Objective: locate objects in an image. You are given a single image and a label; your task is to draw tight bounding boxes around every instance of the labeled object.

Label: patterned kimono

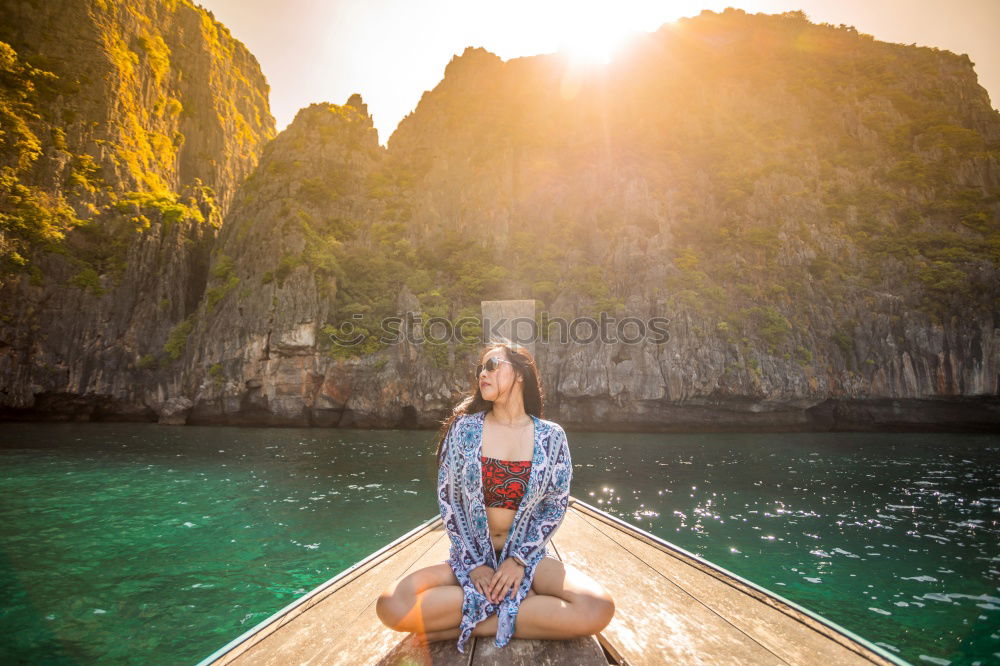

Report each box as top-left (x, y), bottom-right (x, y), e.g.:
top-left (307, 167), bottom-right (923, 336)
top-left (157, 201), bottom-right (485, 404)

top-left (436, 409), bottom-right (572, 653)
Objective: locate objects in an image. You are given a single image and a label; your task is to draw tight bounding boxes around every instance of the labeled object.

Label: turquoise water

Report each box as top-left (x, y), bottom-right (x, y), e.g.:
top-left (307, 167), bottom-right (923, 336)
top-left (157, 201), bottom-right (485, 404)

top-left (580, 431), bottom-right (1000, 666)
top-left (0, 424), bottom-right (997, 664)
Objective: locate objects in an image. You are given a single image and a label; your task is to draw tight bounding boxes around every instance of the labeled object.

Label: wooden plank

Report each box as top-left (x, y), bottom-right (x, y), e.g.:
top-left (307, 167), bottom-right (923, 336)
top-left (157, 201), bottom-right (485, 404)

top-left (223, 525), bottom-right (449, 665)
top-left (375, 633), bottom-right (474, 666)
top-left (572, 501), bottom-right (896, 665)
top-left (325, 526), bottom-right (468, 666)
top-left (554, 505), bottom-right (787, 665)
top-left (471, 634), bottom-right (609, 665)
top-left (209, 527), bottom-right (429, 664)
top-left (216, 519), bottom-right (610, 665)
top-left (206, 494), bottom-right (903, 665)
top-left (547, 536), bottom-right (620, 665)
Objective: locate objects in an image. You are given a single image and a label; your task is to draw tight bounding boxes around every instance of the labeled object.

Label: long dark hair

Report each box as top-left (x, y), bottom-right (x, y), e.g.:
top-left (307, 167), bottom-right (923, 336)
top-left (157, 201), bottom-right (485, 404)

top-left (434, 342), bottom-right (545, 465)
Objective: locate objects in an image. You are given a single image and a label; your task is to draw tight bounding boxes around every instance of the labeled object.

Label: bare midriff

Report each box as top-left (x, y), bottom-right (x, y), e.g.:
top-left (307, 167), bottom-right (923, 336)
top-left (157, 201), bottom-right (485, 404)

top-left (482, 414), bottom-right (535, 555)
top-left (488, 507), bottom-right (517, 552)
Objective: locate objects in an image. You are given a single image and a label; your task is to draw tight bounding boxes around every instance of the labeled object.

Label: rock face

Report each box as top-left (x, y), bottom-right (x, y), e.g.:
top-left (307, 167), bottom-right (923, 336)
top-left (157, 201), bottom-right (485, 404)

top-left (2, 7), bottom-right (999, 431)
top-left (170, 98), bottom-right (393, 426)
top-left (0, 0), bottom-right (274, 418)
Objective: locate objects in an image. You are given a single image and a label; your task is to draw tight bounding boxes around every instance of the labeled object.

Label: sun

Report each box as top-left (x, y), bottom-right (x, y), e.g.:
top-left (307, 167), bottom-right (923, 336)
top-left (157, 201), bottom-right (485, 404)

top-left (556, 15), bottom-right (630, 65)
top-left (547, 0), bottom-right (707, 65)
top-left (562, 38), bottom-right (618, 65)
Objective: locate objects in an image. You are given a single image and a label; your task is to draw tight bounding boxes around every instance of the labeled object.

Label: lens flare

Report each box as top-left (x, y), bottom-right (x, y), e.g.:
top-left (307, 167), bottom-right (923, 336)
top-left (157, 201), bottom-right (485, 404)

top-left (555, 11), bottom-right (632, 65)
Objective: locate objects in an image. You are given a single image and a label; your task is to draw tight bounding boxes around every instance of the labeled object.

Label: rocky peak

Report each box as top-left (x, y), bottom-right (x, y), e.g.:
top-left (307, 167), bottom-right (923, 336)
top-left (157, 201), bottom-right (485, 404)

top-left (345, 92), bottom-right (368, 116)
top-left (285, 97), bottom-right (381, 154)
top-left (443, 46), bottom-right (504, 78)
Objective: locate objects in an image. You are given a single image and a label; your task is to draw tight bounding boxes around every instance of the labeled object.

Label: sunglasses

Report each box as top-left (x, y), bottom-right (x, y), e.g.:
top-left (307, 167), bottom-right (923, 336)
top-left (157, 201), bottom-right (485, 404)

top-left (475, 356), bottom-right (512, 377)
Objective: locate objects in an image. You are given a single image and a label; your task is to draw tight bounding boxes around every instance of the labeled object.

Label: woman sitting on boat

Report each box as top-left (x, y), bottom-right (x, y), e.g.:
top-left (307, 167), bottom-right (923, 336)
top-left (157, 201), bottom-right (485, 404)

top-left (376, 341), bottom-right (616, 653)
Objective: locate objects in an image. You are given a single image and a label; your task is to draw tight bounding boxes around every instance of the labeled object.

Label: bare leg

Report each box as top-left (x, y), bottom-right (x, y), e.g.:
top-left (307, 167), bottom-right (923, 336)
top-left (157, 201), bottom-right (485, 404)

top-left (405, 559), bottom-right (614, 643)
top-left (470, 591), bottom-right (590, 640)
top-left (377, 562), bottom-right (467, 636)
top-left (412, 626), bottom-right (461, 646)
top-left (422, 588), bottom-right (539, 643)
top-left (391, 585), bottom-right (465, 634)
top-left (472, 558), bottom-right (615, 640)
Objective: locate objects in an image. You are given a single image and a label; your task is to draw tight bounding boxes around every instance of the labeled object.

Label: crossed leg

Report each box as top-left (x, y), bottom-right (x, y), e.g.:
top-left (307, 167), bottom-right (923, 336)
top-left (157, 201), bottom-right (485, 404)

top-left (376, 557), bottom-right (615, 645)
top-left (376, 562), bottom-right (466, 638)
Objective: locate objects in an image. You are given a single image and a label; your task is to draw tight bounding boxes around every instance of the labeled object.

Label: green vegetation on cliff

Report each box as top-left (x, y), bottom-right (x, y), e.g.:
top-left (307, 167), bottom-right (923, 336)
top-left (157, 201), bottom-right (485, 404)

top-left (0, 0), bottom-right (274, 293)
top-left (369, 8), bottom-right (999, 368)
top-left (217, 8), bottom-right (998, 375)
top-left (0, 40), bottom-right (82, 273)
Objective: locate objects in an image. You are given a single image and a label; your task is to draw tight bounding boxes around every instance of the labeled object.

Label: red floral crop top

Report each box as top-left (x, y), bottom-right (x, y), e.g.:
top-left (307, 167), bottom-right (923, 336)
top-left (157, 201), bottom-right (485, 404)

top-left (481, 456), bottom-right (532, 510)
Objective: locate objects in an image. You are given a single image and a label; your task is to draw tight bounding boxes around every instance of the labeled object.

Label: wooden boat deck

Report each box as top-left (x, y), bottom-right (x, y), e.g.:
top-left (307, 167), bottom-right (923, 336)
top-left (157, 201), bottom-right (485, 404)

top-left (198, 497), bottom-right (908, 665)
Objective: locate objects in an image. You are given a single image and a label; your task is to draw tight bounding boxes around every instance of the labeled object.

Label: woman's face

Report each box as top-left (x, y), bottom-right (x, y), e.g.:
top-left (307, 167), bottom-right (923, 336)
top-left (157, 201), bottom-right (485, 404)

top-left (477, 349), bottom-right (519, 402)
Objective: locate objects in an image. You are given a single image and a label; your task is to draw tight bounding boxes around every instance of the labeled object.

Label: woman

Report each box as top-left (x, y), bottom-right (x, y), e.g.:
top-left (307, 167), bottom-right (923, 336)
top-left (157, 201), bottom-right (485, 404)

top-left (376, 342), bottom-right (615, 653)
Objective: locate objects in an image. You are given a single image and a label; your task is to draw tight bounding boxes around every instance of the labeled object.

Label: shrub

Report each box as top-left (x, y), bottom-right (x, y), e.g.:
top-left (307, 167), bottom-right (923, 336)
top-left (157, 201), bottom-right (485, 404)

top-left (137, 354), bottom-right (158, 369)
top-left (69, 267), bottom-right (103, 295)
top-left (164, 315), bottom-right (195, 360)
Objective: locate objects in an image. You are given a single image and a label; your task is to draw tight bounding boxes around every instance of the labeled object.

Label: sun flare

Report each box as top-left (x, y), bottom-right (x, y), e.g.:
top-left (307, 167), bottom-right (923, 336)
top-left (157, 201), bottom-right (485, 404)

top-left (548, 0), bottom-right (707, 66)
top-left (556, 16), bottom-right (631, 65)
top-left (561, 33), bottom-right (622, 65)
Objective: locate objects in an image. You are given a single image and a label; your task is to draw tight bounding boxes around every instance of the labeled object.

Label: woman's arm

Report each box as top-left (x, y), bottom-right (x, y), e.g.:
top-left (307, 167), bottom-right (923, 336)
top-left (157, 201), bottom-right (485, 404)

top-left (437, 415), bottom-right (487, 571)
top-left (508, 425), bottom-right (572, 569)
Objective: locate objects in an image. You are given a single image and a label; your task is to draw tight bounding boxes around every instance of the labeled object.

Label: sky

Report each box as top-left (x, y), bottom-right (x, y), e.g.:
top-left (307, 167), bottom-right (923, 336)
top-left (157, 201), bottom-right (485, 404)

top-left (195, 0), bottom-right (1000, 148)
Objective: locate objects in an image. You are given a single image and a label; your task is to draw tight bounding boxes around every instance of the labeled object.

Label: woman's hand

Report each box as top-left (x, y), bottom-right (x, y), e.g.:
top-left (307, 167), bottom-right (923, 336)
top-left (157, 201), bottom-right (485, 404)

top-left (469, 564), bottom-right (497, 600)
top-left (487, 558), bottom-right (525, 604)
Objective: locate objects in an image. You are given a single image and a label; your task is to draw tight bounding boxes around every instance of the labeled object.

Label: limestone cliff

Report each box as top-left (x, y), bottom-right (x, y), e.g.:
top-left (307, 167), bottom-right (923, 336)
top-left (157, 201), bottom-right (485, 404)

top-left (159, 96), bottom-right (394, 425)
top-left (378, 9), bottom-right (1000, 431)
top-left (3, 6), bottom-right (999, 431)
top-left (0, 0), bottom-right (274, 417)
